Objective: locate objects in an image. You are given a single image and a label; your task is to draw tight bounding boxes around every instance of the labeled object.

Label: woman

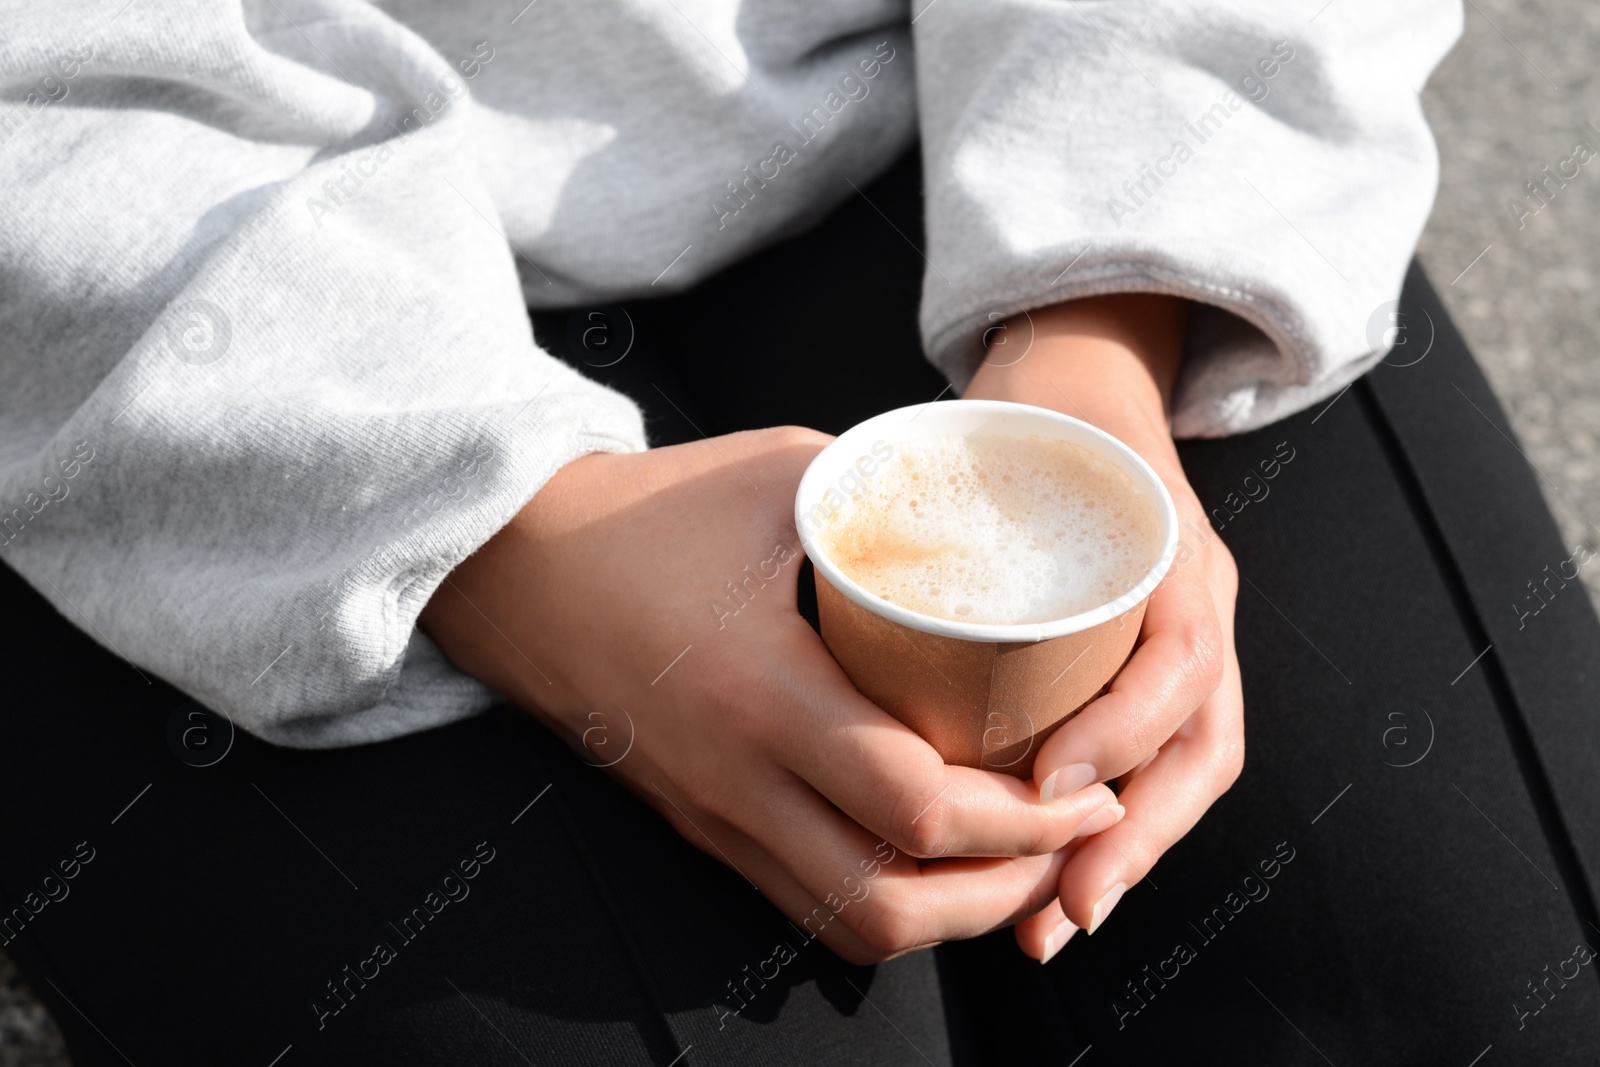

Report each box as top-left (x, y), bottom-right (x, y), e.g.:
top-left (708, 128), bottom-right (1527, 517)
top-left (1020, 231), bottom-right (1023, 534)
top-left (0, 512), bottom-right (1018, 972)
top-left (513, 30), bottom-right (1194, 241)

top-left (4, 1), bottom-right (1598, 1062)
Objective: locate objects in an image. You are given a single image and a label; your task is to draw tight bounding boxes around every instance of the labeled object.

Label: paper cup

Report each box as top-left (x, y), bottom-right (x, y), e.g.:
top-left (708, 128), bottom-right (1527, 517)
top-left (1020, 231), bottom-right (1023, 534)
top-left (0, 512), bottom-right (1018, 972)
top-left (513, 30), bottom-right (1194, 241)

top-left (795, 399), bottom-right (1179, 779)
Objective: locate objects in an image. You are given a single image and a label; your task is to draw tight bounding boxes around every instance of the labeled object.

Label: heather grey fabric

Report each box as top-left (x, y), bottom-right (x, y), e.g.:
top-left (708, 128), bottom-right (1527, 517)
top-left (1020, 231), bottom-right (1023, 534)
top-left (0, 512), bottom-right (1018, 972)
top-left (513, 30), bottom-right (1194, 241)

top-left (0, 0), bottom-right (1461, 746)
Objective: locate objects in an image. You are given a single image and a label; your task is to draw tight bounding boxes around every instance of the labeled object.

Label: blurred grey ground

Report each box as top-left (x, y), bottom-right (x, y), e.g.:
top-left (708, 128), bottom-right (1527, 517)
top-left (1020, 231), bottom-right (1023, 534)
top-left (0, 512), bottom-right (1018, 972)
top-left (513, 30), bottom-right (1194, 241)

top-left (2, 3), bottom-right (1596, 1063)
top-left (1415, 0), bottom-right (1600, 613)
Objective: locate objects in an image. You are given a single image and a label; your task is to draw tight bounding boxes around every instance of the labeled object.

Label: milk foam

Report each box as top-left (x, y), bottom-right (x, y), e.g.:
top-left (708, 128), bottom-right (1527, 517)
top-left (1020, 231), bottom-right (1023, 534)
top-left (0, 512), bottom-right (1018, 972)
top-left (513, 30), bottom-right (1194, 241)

top-left (820, 434), bottom-right (1162, 625)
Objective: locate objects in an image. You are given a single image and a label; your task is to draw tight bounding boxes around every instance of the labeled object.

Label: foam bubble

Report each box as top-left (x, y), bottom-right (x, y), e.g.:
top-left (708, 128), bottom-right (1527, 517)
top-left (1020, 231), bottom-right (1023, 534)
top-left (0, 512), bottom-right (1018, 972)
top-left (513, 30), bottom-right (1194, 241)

top-left (820, 434), bottom-right (1163, 625)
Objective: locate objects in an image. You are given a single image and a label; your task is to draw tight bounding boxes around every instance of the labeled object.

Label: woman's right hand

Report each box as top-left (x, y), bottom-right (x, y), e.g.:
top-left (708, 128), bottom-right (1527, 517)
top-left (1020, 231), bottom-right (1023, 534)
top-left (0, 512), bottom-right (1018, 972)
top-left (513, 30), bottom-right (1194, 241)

top-left (420, 426), bottom-right (1123, 964)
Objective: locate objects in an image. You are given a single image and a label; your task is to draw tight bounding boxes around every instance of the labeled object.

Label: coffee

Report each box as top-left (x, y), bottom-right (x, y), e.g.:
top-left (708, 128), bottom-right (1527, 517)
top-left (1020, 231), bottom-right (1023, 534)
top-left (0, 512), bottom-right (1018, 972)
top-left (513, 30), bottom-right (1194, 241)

top-left (818, 434), bottom-right (1163, 625)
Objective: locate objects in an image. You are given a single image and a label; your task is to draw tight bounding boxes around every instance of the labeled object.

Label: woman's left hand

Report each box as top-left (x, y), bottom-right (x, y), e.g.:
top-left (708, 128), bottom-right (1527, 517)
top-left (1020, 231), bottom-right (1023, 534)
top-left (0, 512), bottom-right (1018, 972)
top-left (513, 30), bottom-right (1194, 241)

top-left (960, 294), bottom-right (1245, 962)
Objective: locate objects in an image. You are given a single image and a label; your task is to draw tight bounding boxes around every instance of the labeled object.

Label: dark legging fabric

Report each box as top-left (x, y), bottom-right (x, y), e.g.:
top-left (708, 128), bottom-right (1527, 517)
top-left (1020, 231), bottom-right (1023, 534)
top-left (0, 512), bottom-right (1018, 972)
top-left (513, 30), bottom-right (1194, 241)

top-left (4, 150), bottom-right (1600, 1065)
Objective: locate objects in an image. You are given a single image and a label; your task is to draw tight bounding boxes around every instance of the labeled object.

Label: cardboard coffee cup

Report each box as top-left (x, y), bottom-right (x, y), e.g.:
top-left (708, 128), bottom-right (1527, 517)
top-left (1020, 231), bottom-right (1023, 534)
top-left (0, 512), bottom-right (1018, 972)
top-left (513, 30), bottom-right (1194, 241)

top-left (795, 399), bottom-right (1178, 779)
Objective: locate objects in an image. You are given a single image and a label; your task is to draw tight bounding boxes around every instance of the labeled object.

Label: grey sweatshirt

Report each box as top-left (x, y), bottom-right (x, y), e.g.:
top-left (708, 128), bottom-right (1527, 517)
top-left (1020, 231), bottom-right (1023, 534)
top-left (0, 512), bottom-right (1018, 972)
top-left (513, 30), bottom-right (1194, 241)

top-left (0, 0), bottom-right (1461, 746)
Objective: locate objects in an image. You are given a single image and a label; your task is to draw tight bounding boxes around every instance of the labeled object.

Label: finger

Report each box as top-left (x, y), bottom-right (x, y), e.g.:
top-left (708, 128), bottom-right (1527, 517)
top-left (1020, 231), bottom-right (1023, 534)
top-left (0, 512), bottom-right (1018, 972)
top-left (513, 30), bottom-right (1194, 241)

top-left (756, 765), bottom-right (1075, 952)
top-left (649, 792), bottom-right (894, 966)
top-left (1017, 795), bottom-right (1130, 960)
top-left (746, 615), bottom-right (1123, 860)
top-left (1030, 560), bottom-right (1225, 801)
top-left (872, 849), bottom-right (1069, 952)
top-left (1015, 898), bottom-right (1076, 963)
top-left (1013, 842), bottom-right (1084, 962)
top-left (1056, 646), bottom-right (1244, 934)
top-left (685, 763), bottom-right (1074, 959)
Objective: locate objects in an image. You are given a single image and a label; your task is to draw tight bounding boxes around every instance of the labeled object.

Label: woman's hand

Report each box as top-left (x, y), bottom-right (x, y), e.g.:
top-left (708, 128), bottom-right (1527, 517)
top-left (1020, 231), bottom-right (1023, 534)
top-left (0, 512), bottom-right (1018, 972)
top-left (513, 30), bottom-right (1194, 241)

top-left (420, 426), bottom-right (1124, 964)
top-left (964, 294), bottom-right (1244, 962)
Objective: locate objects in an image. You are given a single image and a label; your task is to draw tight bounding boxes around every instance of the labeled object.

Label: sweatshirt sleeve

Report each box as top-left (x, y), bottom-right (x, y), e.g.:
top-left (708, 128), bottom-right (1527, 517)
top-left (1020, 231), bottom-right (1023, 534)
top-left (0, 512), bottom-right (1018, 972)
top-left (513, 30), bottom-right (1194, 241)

top-left (0, 3), bottom-right (646, 746)
top-left (913, 0), bottom-right (1463, 438)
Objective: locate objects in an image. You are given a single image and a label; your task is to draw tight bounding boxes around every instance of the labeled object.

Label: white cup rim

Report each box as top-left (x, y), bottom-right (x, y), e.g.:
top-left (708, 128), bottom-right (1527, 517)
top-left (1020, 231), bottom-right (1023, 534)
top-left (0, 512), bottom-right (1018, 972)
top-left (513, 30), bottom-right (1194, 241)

top-left (794, 399), bottom-right (1180, 643)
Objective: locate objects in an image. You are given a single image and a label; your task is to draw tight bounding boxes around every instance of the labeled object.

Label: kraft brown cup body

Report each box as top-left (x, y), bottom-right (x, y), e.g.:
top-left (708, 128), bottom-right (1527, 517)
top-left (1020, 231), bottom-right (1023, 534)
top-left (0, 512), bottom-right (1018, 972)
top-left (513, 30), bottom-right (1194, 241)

top-left (795, 400), bottom-right (1178, 780)
top-left (815, 574), bottom-right (1148, 777)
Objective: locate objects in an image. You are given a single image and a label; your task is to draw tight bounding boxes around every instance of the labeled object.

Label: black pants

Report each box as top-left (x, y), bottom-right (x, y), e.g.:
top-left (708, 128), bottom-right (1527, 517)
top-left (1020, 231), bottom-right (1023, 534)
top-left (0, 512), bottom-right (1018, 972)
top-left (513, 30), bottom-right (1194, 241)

top-left (5, 152), bottom-right (1600, 1066)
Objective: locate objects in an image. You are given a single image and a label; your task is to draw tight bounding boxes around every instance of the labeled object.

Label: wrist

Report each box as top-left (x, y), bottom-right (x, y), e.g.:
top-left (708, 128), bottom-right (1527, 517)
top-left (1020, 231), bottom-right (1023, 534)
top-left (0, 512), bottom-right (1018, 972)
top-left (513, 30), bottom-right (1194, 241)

top-left (964, 293), bottom-right (1187, 470)
top-left (419, 450), bottom-right (623, 719)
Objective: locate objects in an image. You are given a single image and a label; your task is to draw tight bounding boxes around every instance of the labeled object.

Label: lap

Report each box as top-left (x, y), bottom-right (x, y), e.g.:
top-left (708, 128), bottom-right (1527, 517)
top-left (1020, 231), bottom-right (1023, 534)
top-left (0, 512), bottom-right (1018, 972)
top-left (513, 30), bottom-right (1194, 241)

top-left (0, 610), bottom-right (950, 1066)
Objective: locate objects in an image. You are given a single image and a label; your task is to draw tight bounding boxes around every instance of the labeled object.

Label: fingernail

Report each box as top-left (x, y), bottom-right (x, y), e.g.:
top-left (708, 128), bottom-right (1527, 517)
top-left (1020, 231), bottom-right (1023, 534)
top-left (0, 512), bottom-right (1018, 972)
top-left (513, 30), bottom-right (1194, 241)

top-left (1039, 762), bottom-right (1098, 804)
top-left (1040, 917), bottom-right (1078, 963)
top-left (1074, 803), bottom-right (1125, 838)
top-left (1088, 882), bottom-right (1128, 935)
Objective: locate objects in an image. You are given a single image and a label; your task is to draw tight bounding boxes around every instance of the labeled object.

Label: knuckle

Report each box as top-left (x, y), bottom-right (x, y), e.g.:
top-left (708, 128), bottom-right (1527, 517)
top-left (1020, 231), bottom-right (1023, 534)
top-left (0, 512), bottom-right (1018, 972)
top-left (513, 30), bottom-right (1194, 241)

top-left (887, 785), bottom-right (952, 859)
top-left (665, 758), bottom-right (725, 816)
top-left (829, 935), bottom-right (891, 967)
top-left (701, 656), bottom-right (774, 740)
top-left (1180, 621), bottom-right (1226, 697)
top-left (850, 893), bottom-right (925, 955)
top-left (1115, 694), bottom-right (1162, 768)
top-left (1022, 817), bottom-right (1053, 857)
top-left (767, 424), bottom-right (831, 452)
top-left (1216, 727), bottom-right (1246, 791)
top-left (652, 798), bottom-right (690, 838)
top-left (1216, 541), bottom-right (1239, 579)
top-left (1214, 553), bottom-right (1240, 602)
top-left (653, 788), bottom-right (710, 843)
